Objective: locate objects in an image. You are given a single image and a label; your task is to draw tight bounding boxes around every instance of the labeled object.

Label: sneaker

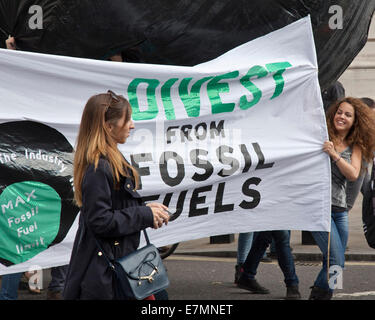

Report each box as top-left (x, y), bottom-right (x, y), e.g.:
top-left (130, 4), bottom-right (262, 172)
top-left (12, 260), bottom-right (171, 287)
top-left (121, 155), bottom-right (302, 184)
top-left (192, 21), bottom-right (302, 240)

top-left (285, 285), bottom-right (301, 300)
top-left (308, 286), bottom-right (332, 300)
top-left (234, 264), bottom-right (244, 284)
top-left (237, 275), bottom-right (270, 294)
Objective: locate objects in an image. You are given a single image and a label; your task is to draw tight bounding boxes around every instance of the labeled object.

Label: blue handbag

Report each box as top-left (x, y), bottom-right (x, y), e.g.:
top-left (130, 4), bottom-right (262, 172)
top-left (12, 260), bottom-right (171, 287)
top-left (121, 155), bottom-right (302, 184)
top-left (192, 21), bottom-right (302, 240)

top-left (88, 225), bottom-right (169, 300)
top-left (112, 230), bottom-right (169, 300)
top-left (83, 183), bottom-right (169, 300)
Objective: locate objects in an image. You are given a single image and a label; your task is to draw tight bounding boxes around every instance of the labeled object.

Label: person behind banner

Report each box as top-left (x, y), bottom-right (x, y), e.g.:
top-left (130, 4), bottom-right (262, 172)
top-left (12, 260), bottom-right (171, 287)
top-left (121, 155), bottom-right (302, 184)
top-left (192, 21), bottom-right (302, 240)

top-left (346, 98), bottom-right (375, 212)
top-left (63, 90), bottom-right (170, 300)
top-left (321, 81), bottom-right (345, 111)
top-left (309, 97), bottom-right (375, 300)
top-left (5, 36), bottom-right (16, 50)
top-left (359, 98), bottom-right (375, 249)
top-left (236, 230), bottom-right (300, 299)
top-left (0, 35), bottom-right (37, 301)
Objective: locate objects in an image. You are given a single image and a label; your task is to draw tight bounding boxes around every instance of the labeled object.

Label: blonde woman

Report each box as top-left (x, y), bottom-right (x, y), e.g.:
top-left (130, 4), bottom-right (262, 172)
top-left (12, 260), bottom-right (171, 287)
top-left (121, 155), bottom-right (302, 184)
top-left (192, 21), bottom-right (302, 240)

top-left (63, 91), bottom-right (169, 300)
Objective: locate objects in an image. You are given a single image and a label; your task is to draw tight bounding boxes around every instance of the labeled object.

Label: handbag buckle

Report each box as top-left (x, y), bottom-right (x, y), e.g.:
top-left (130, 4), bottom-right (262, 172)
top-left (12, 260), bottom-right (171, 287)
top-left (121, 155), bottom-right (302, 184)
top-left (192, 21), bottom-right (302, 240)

top-left (138, 267), bottom-right (159, 285)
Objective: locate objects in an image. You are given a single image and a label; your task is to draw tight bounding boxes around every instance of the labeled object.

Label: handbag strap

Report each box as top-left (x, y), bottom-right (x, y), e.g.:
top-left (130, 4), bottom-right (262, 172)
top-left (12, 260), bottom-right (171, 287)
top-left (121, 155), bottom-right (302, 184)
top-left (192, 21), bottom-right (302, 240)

top-left (83, 218), bottom-right (115, 270)
top-left (112, 177), bottom-right (151, 246)
top-left (83, 214), bottom-right (151, 270)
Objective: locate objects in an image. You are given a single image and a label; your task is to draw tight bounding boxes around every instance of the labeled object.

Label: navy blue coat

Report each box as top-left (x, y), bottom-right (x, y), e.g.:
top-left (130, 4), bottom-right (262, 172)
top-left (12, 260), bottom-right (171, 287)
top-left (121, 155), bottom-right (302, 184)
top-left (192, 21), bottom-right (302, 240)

top-left (63, 158), bottom-right (153, 300)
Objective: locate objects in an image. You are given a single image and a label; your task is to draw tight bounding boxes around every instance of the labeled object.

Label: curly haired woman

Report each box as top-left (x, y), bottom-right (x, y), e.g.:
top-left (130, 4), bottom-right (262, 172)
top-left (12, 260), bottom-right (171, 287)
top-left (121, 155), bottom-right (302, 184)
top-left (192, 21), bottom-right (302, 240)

top-left (309, 97), bottom-right (375, 300)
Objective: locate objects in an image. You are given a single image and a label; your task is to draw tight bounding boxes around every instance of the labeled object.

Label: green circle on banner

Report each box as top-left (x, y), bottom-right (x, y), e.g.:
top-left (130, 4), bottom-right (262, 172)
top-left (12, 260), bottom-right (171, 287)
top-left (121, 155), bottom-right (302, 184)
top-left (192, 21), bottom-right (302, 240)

top-left (0, 181), bottom-right (61, 264)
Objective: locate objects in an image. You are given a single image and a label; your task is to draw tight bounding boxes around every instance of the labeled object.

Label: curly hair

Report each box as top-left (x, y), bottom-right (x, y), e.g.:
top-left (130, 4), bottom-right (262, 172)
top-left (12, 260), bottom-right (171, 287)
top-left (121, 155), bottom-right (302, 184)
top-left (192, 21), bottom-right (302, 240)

top-left (326, 97), bottom-right (375, 163)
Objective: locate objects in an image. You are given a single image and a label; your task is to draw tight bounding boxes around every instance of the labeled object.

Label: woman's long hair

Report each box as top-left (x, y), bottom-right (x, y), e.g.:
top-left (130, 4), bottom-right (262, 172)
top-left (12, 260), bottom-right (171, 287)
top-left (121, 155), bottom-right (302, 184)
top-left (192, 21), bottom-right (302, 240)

top-left (73, 92), bottom-right (139, 207)
top-left (326, 97), bottom-right (375, 163)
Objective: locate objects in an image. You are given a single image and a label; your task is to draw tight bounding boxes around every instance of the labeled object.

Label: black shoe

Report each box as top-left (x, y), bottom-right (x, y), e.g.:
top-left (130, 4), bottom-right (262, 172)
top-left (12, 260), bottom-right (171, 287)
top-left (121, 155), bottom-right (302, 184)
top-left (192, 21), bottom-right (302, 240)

top-left (47, 290), bottom-right (63, 300)
top-left (308, 286), bottom-right (332, 300)
top-left (237, 275), bottom-right (270, 294)
top-left (234, 264), bottom-right (244, 284)
top-left (286, 285), bottom-right (301, 300)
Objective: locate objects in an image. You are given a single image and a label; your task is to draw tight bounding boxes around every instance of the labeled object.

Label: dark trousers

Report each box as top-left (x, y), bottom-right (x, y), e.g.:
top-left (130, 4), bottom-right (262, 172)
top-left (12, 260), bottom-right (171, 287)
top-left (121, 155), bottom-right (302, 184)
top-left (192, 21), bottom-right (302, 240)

top-left (48, 265), bottom-right (68, 292)
top-left (242, 230), bottom-right (299, 287)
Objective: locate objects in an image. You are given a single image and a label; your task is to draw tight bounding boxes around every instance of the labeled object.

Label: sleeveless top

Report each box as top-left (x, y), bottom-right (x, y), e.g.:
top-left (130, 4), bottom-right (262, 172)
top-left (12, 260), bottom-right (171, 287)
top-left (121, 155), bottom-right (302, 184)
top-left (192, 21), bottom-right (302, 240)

top-left (331, 146), bottom-right (352, 210)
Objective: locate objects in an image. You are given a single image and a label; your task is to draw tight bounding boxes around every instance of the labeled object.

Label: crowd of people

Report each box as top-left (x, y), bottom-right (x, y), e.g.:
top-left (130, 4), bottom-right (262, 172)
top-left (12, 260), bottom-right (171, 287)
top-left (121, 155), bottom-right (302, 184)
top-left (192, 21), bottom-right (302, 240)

top-left (1, 37), bottom-right (375, 300)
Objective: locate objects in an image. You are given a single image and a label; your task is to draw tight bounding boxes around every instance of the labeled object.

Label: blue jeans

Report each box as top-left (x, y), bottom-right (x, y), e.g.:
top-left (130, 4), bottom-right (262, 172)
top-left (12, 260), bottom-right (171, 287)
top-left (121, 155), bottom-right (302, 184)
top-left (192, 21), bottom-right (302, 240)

top-left (48, 265), bottom-right (68, 292)
top-left (311, 210), bottom-right (348, 291)
top-left (242, 230), bottom-right (298, 287)
top-left (270, 231), bottom-right (291, 253)
top-left (0, 272), bottom-right (23, 300)
top-left (237, 232), bottom-right (254, 265)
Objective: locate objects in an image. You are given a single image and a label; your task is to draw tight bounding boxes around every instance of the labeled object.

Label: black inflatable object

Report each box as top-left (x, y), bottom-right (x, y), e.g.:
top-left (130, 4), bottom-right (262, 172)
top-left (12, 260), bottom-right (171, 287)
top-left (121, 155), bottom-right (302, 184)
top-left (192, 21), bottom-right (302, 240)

top-left (0, 121), bottom-right (79, 266)
top-left (0, 0), bottom-right (374, 90)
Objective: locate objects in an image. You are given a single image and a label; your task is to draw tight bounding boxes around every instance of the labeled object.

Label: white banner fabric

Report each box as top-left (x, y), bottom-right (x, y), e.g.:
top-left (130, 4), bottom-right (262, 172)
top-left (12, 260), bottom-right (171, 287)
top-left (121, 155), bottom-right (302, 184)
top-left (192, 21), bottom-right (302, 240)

top-left (0, 16), bottom-right (330, 275)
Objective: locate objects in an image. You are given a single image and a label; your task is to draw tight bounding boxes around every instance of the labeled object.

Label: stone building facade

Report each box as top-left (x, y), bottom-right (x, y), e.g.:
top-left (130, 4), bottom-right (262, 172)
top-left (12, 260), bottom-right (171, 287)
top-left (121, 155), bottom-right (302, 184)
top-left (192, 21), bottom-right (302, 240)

top-left (339, 16), bottom-right (375, 99)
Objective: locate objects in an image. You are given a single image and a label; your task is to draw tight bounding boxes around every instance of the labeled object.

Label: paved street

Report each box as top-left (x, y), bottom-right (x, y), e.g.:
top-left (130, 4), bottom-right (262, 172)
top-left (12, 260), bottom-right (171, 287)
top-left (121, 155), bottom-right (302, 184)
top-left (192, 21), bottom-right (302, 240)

top-left (5, 255), bottom-right (375, 301)
top-left (164, 256), bottom-right (375, 300)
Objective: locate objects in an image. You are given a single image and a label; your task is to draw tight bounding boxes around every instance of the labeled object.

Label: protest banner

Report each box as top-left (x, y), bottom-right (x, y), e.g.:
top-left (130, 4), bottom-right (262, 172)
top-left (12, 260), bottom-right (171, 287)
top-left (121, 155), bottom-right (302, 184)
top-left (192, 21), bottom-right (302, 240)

top-left (0, 16), bottom-right (330, 274)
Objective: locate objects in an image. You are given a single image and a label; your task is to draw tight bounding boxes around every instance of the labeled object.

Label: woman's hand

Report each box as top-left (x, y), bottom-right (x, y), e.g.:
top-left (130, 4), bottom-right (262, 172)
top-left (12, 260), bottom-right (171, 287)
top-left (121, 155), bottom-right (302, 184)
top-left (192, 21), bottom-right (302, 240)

top-left (147, 203), bottom-right (169, 229)
top-left (323, 141), bottom-right (362, 181)
top-left (323, 140), bottom-right (340, 161)
top-left (5, 37), bottom-right (16, 50)
top-left (147, 202), bottom-right (168, 211)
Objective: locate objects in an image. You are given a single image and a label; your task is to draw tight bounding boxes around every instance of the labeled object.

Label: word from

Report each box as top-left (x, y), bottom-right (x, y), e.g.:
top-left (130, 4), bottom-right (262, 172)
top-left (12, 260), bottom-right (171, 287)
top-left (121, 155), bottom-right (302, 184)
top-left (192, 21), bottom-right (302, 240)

top-left (24, 149), bottom-right (67, 173)
top-left (166, 120), bottom-right (224, 144)
top-left (128, 62), bottom-right (292, 120)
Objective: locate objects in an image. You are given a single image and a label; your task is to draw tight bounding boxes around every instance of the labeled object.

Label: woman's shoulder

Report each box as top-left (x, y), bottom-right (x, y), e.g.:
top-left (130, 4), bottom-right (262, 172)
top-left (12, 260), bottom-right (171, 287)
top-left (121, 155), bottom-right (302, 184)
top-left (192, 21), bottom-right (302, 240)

top-left (85, 157), bottom-right (113, 178)
top-left (345, 144), bottom-right (362, 157)
top-left (98, 157), bottom-right (112, 169)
